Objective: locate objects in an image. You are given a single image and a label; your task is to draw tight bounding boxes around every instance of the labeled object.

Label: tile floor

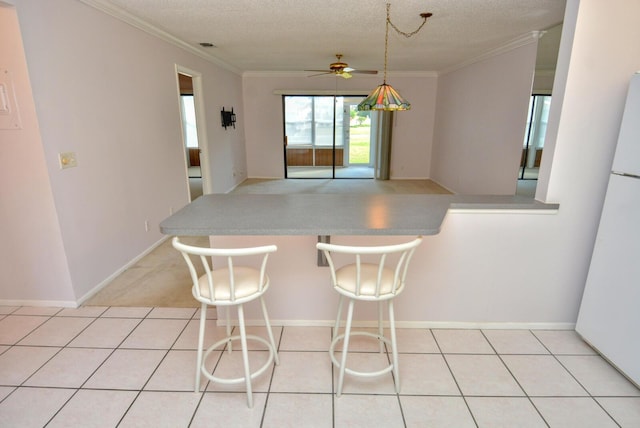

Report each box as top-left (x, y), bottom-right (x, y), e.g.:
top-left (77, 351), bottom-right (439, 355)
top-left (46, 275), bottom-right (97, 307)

top-left (1, 305), bottom-right (639, 427)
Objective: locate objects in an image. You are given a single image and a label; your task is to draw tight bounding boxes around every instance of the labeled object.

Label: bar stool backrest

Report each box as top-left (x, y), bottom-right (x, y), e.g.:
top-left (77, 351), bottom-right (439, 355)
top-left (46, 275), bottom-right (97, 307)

top-left (317, 236), bottom-right (423, 300)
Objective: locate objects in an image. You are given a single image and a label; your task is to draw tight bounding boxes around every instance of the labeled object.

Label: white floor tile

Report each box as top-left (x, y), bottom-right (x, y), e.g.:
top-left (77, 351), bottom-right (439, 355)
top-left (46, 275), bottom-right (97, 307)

top-left (334, 394), bottom-right (404, 428)
top-left (172, 319), bottom-right (229, 350)
top-left (397, 353), bottom-right (460, 395)
top-left (395, 328), bottom-right (440, 353)
top-left (0, 386), bottom-right (15, 401)
top-left (0, 387), bottom-right (74, 427)
top-left (532, 397), bottom-right (619, 428)
top-left (557, 355), bottom-right (640, 397)
top-left (190, 392), bottom-right (267, 427)
top-left (400, 396), bottom-right (476, 428)
top-left (68, 317), bottom-right (141, 348)
top-left (262, 393), bottom-right (333, 427)
top-left (532, 330), bottom-right (597, 355)
top-left (1, 307), bottom-right (637, 428)
top-left (445, 354), bottom-right (524, 396)
top-left (269, 351), bottom-right (332, 393)
top-left (118, 391), bottom-right (202, 427)
top-left (596, 397), bottom-right (640, 428)
top-left (56, 306), bottom-right (108, 317)
top-left (433, 329), bottom-right (495, 354)
top-left (466, 397), bottom-right (547, 428)
top-left (100, 306), bottom-right (152, 318)
top-left (47, 389), bottom-right (137, 428)
top-left (333, 351), bottom-right (397, 395)
top-left (0, 315), bottom-right (50, 345)
top-left (145, 349), bottom-right (200, 391)
top-left (13, 306), bottom-right (61, 316)
top-left (23, 347), bottom-right (112, 388)
top-left (0, 345), bottom-right (60, 385)
top-left (206, 350), bottom-right (275, 393)
top-left (482, 329), bottom-right (550, 354)
top-left (84, 349), bottom-right (166, 390)
top-left (148, 307), bottom-right (197, 319)
top-left (120, 318), bottom-right (189, 349)
top-left (0, 306), bottom-right (19, 315)
top-left (501, 355), bottom-right (589, 396)
top-left (279, 326), bottom-right (332, 351)
top-left (18, 316), bottom-right (94, 346)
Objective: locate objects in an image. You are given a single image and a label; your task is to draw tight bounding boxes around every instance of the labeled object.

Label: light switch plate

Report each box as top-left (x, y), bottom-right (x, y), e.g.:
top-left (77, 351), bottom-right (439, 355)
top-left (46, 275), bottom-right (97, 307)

top-left (59, 152), bottom-right (77, 169)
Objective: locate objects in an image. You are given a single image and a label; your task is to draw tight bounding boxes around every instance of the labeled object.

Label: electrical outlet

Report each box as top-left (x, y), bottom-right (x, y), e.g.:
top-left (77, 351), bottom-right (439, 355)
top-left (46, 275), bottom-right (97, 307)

top-left (58, 152), bottom-right (77, 169)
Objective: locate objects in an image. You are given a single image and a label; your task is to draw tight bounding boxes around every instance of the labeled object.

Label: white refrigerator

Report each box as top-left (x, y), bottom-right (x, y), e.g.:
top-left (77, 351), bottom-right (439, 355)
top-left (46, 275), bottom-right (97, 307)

top-left (576, 72), bottom-right (640, 386)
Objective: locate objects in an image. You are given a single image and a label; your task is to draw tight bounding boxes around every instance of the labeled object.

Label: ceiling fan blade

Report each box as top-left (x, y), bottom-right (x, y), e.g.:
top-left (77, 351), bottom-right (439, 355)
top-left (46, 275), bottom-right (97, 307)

top-left (351, 70), bottom-right (378, 75)
top-left (307, 71), bottom-right (333, 77)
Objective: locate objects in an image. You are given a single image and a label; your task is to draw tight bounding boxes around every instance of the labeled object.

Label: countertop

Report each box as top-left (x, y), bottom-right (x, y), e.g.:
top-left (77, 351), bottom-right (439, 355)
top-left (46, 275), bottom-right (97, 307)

top-left (159, 193), bottom-right (559, 236)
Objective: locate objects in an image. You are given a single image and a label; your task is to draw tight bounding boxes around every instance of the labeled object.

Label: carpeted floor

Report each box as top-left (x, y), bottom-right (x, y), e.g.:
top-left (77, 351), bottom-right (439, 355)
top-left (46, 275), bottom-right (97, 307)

top-left (84, 236), bottom-right (208, 308)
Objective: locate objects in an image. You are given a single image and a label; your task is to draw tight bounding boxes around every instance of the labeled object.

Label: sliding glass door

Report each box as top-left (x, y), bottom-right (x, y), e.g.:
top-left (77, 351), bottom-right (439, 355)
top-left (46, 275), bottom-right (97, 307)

top-left (520, 94), bottom-right (551, 180)
top-left (283, 95), bottom-right (374, 179)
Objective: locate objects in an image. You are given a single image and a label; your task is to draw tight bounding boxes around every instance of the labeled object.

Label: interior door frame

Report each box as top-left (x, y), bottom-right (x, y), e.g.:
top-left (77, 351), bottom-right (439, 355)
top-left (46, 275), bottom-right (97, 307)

top-left (175, 65), bottom-right (211, 196)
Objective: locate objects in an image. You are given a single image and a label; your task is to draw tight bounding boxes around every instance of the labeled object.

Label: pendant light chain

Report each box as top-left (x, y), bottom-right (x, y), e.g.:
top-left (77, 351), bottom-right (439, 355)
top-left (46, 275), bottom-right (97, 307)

top-left (357, 3), bottom-right (432, 111)
top-left (383, 3), bottom-right (390, 84)
top-left (387, 5), bottom-right (431, 38)
top-left (383, 3), bottom-right (432, 83)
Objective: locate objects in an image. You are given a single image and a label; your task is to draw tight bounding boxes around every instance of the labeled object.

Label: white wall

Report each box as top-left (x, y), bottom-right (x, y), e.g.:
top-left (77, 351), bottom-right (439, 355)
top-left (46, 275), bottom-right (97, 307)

top-left (431, 39), bottom-right (539, 195)
top-left (4, 0), bottom-right (247, 304)
top-left (242, 73), bottom-right (437, 179)
top-left (0, 5), bottom-right (75, 304)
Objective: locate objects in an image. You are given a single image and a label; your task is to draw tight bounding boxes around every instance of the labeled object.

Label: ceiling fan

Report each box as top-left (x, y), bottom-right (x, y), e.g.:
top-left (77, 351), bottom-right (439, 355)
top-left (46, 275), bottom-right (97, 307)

top-left (306, 54), bottom-right (378, 79)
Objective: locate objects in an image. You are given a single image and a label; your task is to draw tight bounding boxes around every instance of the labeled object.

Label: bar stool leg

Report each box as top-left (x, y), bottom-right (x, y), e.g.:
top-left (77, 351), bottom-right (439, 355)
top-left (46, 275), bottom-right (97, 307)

top-left (226, 307), bottom-right (233, 354)
top-left (333, 295), bottom-right (344, 339)
top-left (237, 304), bottom-right (253, 408)
top-left (337, 298), bottom-right (355, 397)
top-left (377, 301), bottom-right (385, 353)
top-left (260, 297), bottom-right (280, 365)
top-left (388, 300), bottom-right (400, 393)
top-left (195, 303), bottom-right (207, 392)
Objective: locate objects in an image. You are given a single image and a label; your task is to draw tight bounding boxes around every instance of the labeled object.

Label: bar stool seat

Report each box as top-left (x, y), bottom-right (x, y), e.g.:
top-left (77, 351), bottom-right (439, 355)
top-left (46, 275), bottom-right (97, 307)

top-left (317, 236), bottom-right (423, 396)
top-left (172, 237), bottom-right (279, 408)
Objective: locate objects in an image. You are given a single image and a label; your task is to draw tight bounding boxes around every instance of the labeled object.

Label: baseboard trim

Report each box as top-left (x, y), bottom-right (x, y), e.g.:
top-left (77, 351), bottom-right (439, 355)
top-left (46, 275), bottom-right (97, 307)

top-left (0, 299), bottom-right (78, 309)
top-left (75, 236), bottom-right (170, 306)
top-left (218, 319), bottom-right (577, 330)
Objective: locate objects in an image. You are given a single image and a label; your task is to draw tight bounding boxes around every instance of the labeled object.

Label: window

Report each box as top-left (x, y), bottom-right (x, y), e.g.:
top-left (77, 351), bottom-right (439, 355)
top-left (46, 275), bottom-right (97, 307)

top-left (180, 95), bottom-right (199, 148)
top-left (284, 96), bottom-right (344, 148)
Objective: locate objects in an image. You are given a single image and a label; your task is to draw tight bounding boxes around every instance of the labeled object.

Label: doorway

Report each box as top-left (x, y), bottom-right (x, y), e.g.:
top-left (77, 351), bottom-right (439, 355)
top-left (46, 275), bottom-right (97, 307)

top-left (176, 67), bottom-right (209, 200)
top-left (283, 95), bottom-right (375, 179)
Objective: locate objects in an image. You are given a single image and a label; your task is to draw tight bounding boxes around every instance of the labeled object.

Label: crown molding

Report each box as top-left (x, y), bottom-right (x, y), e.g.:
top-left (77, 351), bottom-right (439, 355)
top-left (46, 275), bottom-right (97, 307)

top-left (438, 31), bottom-right (545, 76)
top-left (243, 70), bottom-right (437, 78)
top-left (78, 0), bottom-right (240, 74)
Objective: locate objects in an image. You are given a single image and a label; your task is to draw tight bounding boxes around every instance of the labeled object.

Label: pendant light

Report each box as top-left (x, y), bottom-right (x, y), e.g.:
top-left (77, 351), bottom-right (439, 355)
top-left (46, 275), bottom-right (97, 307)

top-left (358, 4), bottom-right (432, 111)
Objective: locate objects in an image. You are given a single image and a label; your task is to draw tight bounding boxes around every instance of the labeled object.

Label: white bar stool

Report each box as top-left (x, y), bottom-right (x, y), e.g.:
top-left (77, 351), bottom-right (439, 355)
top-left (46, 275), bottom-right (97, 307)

top-left (316, 236), bottom-right (422, 396)
top-left (172, 237), bottom-right (280, 408)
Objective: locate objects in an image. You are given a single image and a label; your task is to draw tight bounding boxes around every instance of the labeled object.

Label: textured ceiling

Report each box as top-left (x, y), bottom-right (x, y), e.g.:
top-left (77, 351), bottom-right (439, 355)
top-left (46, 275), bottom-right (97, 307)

top-left (87, 0), bottom-right (566, 74)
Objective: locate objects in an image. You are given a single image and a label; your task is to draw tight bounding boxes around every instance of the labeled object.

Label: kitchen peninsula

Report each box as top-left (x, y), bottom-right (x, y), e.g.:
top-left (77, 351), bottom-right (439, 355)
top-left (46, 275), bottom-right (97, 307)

top-left (159, 193), bottom-right (558, 326)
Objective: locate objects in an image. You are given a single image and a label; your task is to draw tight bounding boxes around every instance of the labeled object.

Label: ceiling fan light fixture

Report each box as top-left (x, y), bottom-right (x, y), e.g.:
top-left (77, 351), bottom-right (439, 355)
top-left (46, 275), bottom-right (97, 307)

top-left (358, 3), bottom-right (431, 112)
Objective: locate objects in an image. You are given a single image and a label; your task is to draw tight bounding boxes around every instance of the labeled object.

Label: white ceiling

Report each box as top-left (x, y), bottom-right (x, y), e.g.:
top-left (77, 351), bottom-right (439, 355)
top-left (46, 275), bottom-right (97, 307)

top-left (86, 0), bottom-right (566, 75)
